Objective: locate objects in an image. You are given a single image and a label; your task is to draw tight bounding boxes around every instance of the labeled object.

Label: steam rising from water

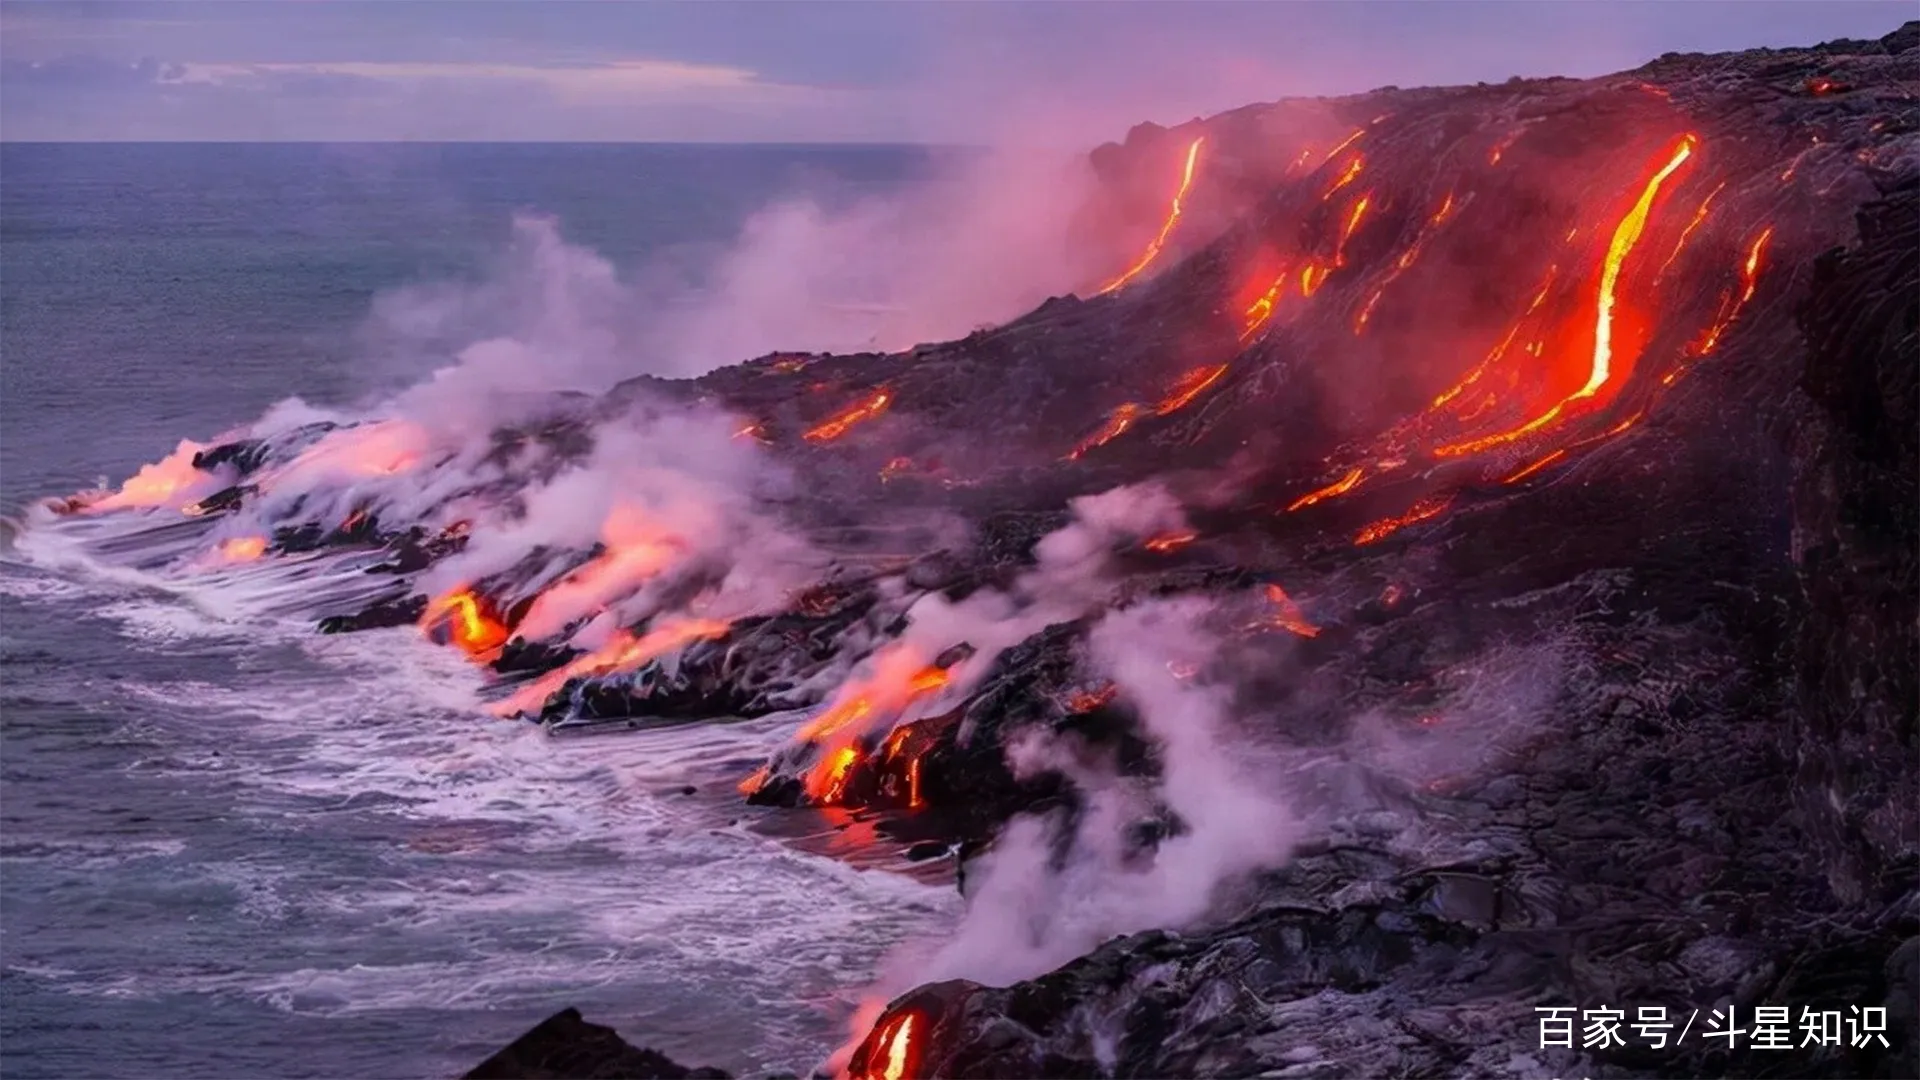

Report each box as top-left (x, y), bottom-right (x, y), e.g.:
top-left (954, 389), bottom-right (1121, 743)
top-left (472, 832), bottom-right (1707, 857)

top-left (357, 148), bottom-right (1107, 401)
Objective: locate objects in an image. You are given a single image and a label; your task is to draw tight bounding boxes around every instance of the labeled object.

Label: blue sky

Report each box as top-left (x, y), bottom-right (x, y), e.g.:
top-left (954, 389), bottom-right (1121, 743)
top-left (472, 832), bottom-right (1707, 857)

top-left (1, 1), bottom-right (1909, 142)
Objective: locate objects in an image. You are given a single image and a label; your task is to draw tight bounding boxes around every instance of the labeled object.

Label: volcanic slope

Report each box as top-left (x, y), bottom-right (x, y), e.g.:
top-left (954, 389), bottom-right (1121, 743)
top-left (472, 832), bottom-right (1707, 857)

top-left (26, 22), bottom-right (1920, 1080)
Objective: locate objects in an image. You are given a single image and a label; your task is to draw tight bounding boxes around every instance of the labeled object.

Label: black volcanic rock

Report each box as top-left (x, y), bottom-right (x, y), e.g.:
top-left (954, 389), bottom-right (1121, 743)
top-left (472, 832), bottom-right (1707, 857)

top-left (316, 592), bottom-right (425, 634)
top-left (465, 1008), bottom-right (729, 1080)
top-left (1788, 177), bottom-right (1919, 905)
top-left (830, 26), bottom-right (1920, 1080)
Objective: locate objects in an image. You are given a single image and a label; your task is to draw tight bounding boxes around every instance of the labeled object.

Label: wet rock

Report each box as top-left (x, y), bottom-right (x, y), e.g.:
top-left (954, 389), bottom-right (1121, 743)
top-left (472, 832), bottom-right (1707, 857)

top-left (316, 593), bottom-right (425, 634)
top-left (190, 439), bottom-right (271, 475)
top-left (465, 1007), bottom-right (730, 1079)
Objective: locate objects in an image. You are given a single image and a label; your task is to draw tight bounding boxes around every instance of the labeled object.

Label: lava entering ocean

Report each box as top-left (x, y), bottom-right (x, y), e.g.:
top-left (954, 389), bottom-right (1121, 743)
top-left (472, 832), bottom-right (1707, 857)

top-left (22, 23), bottom-right (1919, 1080)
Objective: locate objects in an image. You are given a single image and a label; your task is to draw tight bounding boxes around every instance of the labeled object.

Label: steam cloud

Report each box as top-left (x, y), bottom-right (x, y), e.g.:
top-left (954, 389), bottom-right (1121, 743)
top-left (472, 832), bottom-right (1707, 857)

top-left (923, 597), bottom-right (1300, 987)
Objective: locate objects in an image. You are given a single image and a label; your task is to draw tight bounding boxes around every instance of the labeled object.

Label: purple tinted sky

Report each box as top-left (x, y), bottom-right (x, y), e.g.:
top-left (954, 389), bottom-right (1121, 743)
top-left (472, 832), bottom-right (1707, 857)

top-left (1, 0), bottom-right (1909, 142)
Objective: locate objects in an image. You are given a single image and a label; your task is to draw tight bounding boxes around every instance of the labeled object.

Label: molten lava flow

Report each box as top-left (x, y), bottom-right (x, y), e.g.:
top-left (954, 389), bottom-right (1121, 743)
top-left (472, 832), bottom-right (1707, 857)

top-left (1488, 129), bottom-right (1522, 166)
top-left (1735, 226), bottom-right (1773, 306)
top-left (1427, 266), bottom-right (1558, 411)
top-left (270, 420), bottom-right (427, 489)
top-left (1354, 191), bottom-right (1461, 333)
top-left (217, 536), bottom-right (268, 562)
top-left (1098, 137), bottom-right (1205, 295)
top-left (421, 587), bottom-right (510, 659)
top-left (737, 765), bottom-right (770, 796)
top-left (339, 507), bottom-right (370, 533)
top-left (1654, 181), bottom-right (1727, 281)
top-left (1334, 193), bottom-right (1372, 265)
top-left (1155, 364), bottom-right (1228, 416)
top-left (1692, 226), bottom-right (1774, 356)
top-left (83, 439), bottom-right (214, 514)
top-left (1066, 682), bottom-right (1117, 712)
top-left (494, 618), bottom-right (731, 717)
top-left (1285, 466), bottom-right (1365, 512)
top-left (1577, 137), bottom-right (1696, 396)
top-left (1144, 530), bottom-right (1197, 553)
top-left (1322, 127), bottom-right (1366, 163)
top-left (1261, 583), bottom-right (1322, 638)
top-left (1066, 402), bottom-right (1145, 460)
top-left (1433, 135), bottom-right (1696, 458)
top-left (811, 746), bottom-right (863, 804)
top-left (515, 505), bottom-right (687, 642)
top-left (797, 651), bottom-right (951, 744)
top-left (1300, 264), bottom-right (1330, 297)
top-left (1242, 271), bottom-right (1289, 340)
top-left (855, 1011), bottom-right (919, 1080)
top-left (1501, 448), bottom-right (1567, 484)
top-left (733, 421), bottom-right (767, 442)
top-left (880, 457), bottom-right (913, 482)
top-left (798, 653), bottom-right (955, 803)
top-left (1323, 155), bottom-right (1364, 198)
top-left (907, 758), bottom-right (924, 809)
top-left (1355, 495), bottom-right (1454, 546)
top-left (805, 390), bottom-right (892, 443)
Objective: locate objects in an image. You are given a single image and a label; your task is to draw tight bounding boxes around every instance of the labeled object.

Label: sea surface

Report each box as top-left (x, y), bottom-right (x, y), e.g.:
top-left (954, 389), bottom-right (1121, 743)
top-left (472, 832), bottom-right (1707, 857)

top-left (0, 142), bottom-right (960, 1079)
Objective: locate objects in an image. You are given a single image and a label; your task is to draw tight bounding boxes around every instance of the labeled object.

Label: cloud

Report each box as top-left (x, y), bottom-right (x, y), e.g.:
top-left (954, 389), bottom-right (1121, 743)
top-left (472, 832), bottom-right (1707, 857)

top-left (0, 49), bottom-right (860, 142)
top-left (160, 57), bottom-right (831, 106)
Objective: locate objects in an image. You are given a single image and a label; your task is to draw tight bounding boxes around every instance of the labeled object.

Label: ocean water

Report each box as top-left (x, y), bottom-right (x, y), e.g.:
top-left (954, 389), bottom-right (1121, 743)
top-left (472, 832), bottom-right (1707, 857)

top-left (0, 143), bottom-right (960, 1079)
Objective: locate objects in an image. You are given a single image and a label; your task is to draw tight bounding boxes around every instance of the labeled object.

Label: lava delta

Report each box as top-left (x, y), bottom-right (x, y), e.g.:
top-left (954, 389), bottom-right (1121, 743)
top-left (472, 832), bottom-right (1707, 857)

top-left (37, 21), bottom-right (1919, 1080)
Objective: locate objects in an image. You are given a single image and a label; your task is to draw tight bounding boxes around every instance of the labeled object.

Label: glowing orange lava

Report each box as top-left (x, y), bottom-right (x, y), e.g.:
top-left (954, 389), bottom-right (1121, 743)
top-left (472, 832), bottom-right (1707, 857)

top-left (1334, 193), bottom-right (1373, 263)
top-left (857, 1011), bottom-right (919, 1080)
top-left (811, 746), bottom-right (863, 803)
top-left (1488, 130), bottom-right (1521, 166)
top-left (1501, 449), bottom-right (1567, 484)
top-left (737, 765), bottom-right (770, 796)
top-left (268, 421), bottom-right (426, 490)
top-left (1261, 583), bottom-right (1322, 638)
top-left (798, 654), bottom-right (952, 744)
top-left (83, 439), bottom-right (214, 514)
top-left (1692, 225), bottom-right (1773, 356)
top-left (1323, 155), bottom-right (1364, 198)
top-left (1156, 364), bottom-right (1228, 415)
top-left (217, 536), bottom-right (267, 562)
top-left (421, 587), bottom-right (510, 659)
top-left (1066, 683), bottom-right (1118, 712)
top-left (1354, 191), bottom-right (1461, 333)
top-left (1428, 266), bottom-right (1558, 410)
top-left (1242, 270), bottom-right (1289, 340)
top-left (1654, 181), bottom-right (1727, 281)
top-left (1433, 135), bottom-right (1696, 458)
top-left (1286, 466), bottom-right (1364, 512)
top-left (1355, 495), bottom-right (1454, 546)
top-left (515, 505), bottom-right (688, 642)
top-left (1322, 128), bottom-right (1366, 163)
top-left (1066, 403), bottom-right (1145, 460)
top-left (1144, 530), bottom-right (1198, 553)
top-left (1098, 137), bottom-right (1205, 295)
top-left (880, 457), bottom-right (913, 482)
top-left (805, 390), bottom-right (892, 442)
